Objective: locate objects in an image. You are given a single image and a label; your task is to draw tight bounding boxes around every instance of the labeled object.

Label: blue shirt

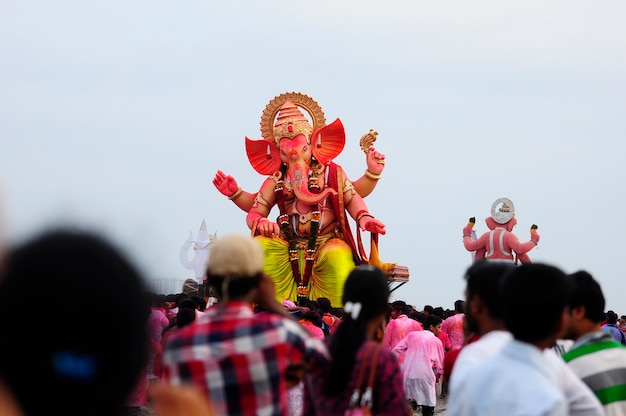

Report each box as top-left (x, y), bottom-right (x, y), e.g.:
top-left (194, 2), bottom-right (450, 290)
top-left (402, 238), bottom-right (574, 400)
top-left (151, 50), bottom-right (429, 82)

top-left (602, 324), bottom-right (625, 344)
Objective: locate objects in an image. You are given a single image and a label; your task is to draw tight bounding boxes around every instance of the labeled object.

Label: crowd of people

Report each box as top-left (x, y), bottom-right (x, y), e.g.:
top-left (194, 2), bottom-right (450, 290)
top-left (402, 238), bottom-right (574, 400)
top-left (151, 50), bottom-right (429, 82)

top-left (1, 229), bottom-right (626, 416)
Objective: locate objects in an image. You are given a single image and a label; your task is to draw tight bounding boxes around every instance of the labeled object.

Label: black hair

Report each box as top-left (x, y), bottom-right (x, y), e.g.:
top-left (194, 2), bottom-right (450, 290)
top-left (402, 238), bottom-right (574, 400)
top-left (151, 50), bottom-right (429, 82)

top-left (424, 314), bottom-right (443, 331)
top-left (325, 265), bottom-right (389, 396)
top-left (0, 229), bottom-right (149, 416)
top-left (391, 300), bottom-right (408, 315)
top-left (175, 307), bottom-right (197, 328)
top-left (303, 310), bottom-right (324, 328)
top-left (190, 295), bottom-right (206, 311)
top-left (464, 260), bottom-right (516, 319)
top-left (409, 310), bottom-right (426, 325)
top-left (432, 306), bottom-right (445, 318)
top-left (207, 274), bottom-right (260, 300)
top-left (178, 298), bottom-right (196, 310)
top-left (501, 263), bottom-right (571, 343)
top-left (568, 270), bottom-right (605, 323)
top-left (317, 297), bottom-right (332, 313)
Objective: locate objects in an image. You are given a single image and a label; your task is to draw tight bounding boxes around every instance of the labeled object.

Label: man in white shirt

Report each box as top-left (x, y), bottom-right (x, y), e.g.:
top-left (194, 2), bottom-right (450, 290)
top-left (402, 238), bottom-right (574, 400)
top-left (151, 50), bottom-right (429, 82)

top-left (449, 261), bottom-right (604, 416)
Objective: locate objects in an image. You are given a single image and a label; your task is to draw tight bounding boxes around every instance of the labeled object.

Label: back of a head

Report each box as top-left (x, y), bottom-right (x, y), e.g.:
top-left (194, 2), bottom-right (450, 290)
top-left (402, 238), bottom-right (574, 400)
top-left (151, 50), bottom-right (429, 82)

top-left (607, 311), bottom-right (619, 325)
top-left (317, 297), bottom-right (332, 313)
top-left (303, 310), bottom-right (323, 327)
top-left (0, 229), bottom-right (149, 416)
top-left (501, 263), bottom-right (570, 344)
top-left (391, 300), bottom-right (407, 315)
top-left (454, 299), bottom-right (466, 314)
top-left (326, 265), bottom-right (389, 394)
top-left (178, 297), bottom-right (196, 310)
top-left (465, 260), bottom-right (516, 319)
top-left (341, 266), bottom-right (390, 322)
top-left (205, 234), bottom-right (265, 300)
top-left (569, 270), bottom-right (605, 323)
top-left (176, 307), bottom-right (197, 328)
top-left (151, 293), bottom-right (167, 308)
top-left (424, 314), bottom-right (443, 331)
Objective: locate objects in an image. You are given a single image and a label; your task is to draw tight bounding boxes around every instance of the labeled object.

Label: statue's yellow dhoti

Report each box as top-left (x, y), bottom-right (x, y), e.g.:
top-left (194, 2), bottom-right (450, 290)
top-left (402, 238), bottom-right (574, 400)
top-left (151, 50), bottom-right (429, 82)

top-left (257, 235), bottom-right (355, 307)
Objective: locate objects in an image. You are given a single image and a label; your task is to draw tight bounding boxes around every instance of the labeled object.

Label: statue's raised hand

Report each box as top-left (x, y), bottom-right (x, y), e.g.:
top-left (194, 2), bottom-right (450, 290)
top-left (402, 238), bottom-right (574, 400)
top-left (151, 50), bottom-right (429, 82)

top-left (366, 147), bottom-right (386, 175)
top-left (212, 170), bottom-right (239, 197)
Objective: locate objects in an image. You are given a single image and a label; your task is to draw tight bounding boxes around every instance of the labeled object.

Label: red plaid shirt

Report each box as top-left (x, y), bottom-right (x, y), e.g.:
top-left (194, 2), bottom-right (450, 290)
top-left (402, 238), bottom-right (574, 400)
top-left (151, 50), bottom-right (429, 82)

top-left (162, 301), bottom-right (329, 416)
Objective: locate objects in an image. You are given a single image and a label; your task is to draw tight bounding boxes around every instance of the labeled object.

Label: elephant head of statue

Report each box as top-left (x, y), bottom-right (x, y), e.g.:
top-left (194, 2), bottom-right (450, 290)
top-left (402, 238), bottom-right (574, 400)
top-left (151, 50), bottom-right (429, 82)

top-left (245, 93), bottom-right (345, 205)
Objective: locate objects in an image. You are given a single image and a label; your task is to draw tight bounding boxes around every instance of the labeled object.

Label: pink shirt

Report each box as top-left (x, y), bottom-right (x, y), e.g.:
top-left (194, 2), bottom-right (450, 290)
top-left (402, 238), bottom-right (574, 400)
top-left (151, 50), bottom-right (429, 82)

top-left (392, 330), bottom-right (444, 377)
top-left (441, 313), bottom-right (465, 350)
top-left (147, 308), bottom-right (170, 349)
top-left (383, 315), bottom-right (423, 364)
top-left (301, 321), bottom-right (325, 340)
top-left (384, 315), bottom-right (423, 350)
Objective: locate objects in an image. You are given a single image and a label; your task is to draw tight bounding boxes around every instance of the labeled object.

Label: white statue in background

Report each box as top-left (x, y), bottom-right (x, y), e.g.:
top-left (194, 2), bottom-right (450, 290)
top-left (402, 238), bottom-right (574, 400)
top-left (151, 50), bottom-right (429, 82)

top-left (179, 219), bottom-right (217, 282)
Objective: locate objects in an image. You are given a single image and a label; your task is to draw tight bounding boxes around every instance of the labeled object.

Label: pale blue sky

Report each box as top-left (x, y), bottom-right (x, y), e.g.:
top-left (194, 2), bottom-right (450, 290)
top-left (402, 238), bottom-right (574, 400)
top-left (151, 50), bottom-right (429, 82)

top-left (2, 1), bottom-right (625, 311)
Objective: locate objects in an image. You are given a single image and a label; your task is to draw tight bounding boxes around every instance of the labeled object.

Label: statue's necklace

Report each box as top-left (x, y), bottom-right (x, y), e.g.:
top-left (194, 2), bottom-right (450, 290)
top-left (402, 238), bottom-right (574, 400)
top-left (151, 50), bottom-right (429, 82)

top-left (274, 178), bottom-right (319, 300)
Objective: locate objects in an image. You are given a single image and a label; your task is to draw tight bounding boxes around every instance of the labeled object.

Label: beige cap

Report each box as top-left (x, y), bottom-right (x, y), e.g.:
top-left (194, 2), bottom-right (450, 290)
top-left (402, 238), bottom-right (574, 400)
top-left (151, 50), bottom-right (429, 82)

top-left (206, 234), bottom-right (265, 278)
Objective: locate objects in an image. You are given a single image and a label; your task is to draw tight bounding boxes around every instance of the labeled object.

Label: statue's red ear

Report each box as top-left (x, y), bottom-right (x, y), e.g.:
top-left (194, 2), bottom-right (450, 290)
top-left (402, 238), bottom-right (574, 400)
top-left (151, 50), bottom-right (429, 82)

top-left (311, 118), bottom-right (345, 165)
top-left (245, 137), bottom-right (281, 175)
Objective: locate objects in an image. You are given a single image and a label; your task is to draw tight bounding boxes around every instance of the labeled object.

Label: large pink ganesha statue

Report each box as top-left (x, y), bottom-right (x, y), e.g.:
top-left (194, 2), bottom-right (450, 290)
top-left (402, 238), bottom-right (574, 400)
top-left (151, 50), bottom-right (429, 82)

top-left (462, 197), bottom-right (540, 264)
top-left (213, 92), bottom-right (386, 306)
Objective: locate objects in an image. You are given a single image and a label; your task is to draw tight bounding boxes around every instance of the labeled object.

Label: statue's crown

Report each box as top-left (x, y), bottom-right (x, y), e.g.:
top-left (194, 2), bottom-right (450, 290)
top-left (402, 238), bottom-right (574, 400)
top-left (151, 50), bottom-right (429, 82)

top-left (272, 101), bottom-right (312, 145)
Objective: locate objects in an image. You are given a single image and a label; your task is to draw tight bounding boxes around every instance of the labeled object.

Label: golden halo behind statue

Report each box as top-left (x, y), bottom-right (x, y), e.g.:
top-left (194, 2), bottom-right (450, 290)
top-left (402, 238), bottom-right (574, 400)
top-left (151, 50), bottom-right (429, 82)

top-left (260, 92), bottom-right (326, 140)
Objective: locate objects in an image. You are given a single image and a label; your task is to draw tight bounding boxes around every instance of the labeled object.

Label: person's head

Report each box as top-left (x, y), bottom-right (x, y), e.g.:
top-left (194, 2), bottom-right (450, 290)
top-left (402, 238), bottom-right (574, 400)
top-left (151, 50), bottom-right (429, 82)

top-left (563, 270), bottom-right (605, 340)
top-left (317, 297), bottom-right (332, 313)
top-left (205, 234), bottom-right (265, 303)
top-left (454, 299), bottom-right (466, 314)
top-left (606, 310), bottom-right (619, 325)
top-left (463, 260), bottom-right (516, 334)
top-left (151, 293), bottom-right (167, 308)
top-left (409, 309), bottom-right (426, 326)
top-left (569, 270), bottom-right (605, 323)
top-left (175, 307), bottom-right (197, 328)
top-left (423, 305), bottom-right (433, 315)
top-left (190, 295), bottom-right (205, 311)
top-left (303, 310), bottom-right (323, 328)
top-left (390, 300), bottom-right (408, 319)
top-left (425, 314), bottom-right (443, 336)
top-left (178, 297), bottom-right (196, 311)
top-left (326, 265), bottom-right (389, 395)
top-left (501, 263), bottom-right (571, 346)
top-left (0, 229), bottom-right (150, 416)
top-left (432, 306), bottom-right (444, 318)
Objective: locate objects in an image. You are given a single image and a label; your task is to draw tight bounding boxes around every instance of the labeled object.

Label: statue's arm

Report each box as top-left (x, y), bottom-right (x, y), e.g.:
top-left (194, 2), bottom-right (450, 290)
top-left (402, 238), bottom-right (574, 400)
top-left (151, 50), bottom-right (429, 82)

top-left (352, 146), bottom-right (385, 198)
top-left (509, 229), bottom-right (540, 256)
top-left (341, 167), bottom-right (386, 235)
top-left (212, 170), bottom-right (255, 212)
top-left (246, 179), bottom-right (279, 237)
top-left (463, 231), bottom-right (487, 252)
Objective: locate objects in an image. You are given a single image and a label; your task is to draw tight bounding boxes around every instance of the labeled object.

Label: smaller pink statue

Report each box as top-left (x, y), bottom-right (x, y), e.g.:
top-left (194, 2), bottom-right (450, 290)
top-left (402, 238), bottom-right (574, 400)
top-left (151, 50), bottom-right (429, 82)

top-left (462, 197), bottom-right (540, 264)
